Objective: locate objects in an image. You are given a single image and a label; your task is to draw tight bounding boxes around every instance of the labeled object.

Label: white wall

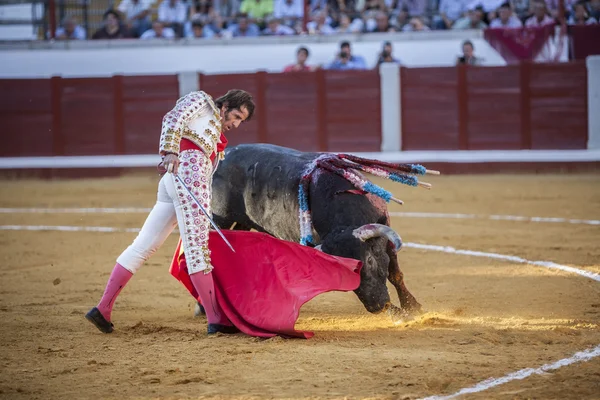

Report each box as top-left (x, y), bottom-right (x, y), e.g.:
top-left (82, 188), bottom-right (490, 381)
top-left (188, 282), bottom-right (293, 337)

top-left (0, 31), bottom-right (507, 78)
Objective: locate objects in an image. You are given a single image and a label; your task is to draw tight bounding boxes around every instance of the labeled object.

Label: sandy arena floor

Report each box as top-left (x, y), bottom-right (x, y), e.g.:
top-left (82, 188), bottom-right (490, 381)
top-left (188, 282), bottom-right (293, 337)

top-left (0, 173), bottom-right (599, 400)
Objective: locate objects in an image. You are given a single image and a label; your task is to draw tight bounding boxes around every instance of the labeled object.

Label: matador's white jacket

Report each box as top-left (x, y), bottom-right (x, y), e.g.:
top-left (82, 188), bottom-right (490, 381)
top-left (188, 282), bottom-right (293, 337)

top-left (158, 90), bottom-right (225, 165)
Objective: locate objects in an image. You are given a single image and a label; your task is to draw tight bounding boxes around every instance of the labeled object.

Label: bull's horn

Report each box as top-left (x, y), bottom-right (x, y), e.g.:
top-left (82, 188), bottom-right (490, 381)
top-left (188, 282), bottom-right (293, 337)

top-left (352, 224), bottom-right (403, 252)
top-left (314, 244), bottom-right (323, 252)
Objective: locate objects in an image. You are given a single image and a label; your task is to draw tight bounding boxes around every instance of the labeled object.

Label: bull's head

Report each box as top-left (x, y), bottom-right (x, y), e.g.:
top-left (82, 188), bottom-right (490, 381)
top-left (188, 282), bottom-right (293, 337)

top-left (317, 223), bottom-right (402, 314)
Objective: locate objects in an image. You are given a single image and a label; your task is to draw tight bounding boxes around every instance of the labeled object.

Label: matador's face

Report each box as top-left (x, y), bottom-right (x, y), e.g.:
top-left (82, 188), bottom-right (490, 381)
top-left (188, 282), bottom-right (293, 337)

top-left (220, 105), bottom-right (249, 132)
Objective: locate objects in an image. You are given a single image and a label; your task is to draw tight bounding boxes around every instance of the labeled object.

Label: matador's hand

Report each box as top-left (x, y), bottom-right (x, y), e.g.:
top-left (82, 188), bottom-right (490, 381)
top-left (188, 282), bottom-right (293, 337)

top-left (163, 153), bottom-right (180, 174)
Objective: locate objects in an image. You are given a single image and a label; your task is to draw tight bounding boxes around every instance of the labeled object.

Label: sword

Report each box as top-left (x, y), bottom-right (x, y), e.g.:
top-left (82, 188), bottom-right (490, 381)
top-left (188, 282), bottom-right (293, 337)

top-left (171, 173), bottom-right (235, 253)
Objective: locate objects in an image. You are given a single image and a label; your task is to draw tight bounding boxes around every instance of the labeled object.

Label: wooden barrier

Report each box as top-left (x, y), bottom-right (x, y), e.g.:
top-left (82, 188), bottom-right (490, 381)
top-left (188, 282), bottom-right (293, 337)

top-left (0, 62), bottom-right (588, 158)
top-left (400, 61), bottom-right (588, 151)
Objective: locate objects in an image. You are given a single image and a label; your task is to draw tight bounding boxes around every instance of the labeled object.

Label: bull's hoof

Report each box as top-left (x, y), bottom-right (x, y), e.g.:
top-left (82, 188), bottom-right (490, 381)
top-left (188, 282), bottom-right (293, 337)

top-left (85, 307), bottom-right (114, 333)
top-left (388, 305), bottom-right (416, 325)
top-left (194, 302), bottom-right (206, 317)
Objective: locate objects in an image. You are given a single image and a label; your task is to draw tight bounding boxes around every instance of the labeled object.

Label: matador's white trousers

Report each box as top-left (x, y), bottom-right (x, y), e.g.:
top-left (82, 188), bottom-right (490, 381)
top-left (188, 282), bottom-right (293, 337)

top-left (117, 149), bottom-right (214, 275)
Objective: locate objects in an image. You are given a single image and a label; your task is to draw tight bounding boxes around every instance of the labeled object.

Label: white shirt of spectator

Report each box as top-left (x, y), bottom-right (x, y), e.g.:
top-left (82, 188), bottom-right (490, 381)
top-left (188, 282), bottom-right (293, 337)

top-left (274, 0), bottom-right (304, 19)
top-left (118, 0), bottom-right (153, 19)
top-left (439, 0), bottom-right (469, 21)
top-left (306, 20), bottom-right (335, 34)
top-left (525, 14), bottom-right (555, 26)
top-left (567, 15), bottom-right (598, 25)
top-left (467, 0), bottom-right (505, 12)
top-left (55, 25), bottom-right (86, 40)
top-left (490, 15), bottom-right (523, 28)
top-left (159, 0), bottom-right (188, 24)
top-left (263, 23), bottom-right (296, 35)
top-left (141, 26), bottom-right (177, 39)
top-left (336, 18), bottom-right (365, 33)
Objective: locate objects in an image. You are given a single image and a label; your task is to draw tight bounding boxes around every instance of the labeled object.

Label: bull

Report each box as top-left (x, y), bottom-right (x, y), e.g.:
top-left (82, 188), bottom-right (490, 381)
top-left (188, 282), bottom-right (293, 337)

top-left (208, 143), bottom-right (422, 321)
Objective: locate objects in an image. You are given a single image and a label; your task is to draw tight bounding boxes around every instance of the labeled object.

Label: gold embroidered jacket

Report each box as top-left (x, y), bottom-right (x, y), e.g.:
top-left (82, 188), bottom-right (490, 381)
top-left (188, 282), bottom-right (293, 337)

top-left (159, 91), bottom-right (223, 158)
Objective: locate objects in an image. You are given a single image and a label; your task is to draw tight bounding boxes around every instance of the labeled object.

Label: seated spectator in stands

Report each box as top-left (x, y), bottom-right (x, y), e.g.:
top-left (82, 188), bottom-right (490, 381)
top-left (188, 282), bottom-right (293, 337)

top-left (262, 16), bottom-right (296, 34)
top-left (590, 0), bottom-right (600, 20)
top-left (273, 0), bottom-right (303, 26)
top-left (453, 5), bottom-right (488, 29)
top-left (367, 11), bottom-right (396, 32)
top-left (158, 0), bottom-right (187, 37)
top-left (568, 1), bottom-right (598, 23)
top-left (544, 0), bottom-right (578, 19)
top-left (375, 41), bottom-right (402, 66)
top-left (54, 16), bottom-right (86, 40)
top-left (327, 41), bottom-right (368, 70)
top-left (390, 5), bottom-right (410, 30)
top-left (435, 0), bottom-right (469, 29)
top-left (227, 13), bottom-right (261, 36)
top-left (490, 3), bottom-right (523, 27)
top-left (307, 10), bottom-right (336, 34)
top-left (214, 0), bottom-right (242, 22)
top-left (92, 10), bottom-right (129, 39)
top-left (118, 0), bottom-right (153, 38)
top-left (525, 1), bottom-right (555, 26)
top-left (402, 16), bottom-right (430, 30)
top-left (456, 40), bottom-right (482, 65)
top-left (240, 0), bottom-right (274, 25)
top-left (283, 47), bottom-right (317, 72)
top-left (512, 0), bottom-right (531, 20)
top-left (140, 20), bottom-right (177, 39)
top-left (189, 0), bottom-right (215, 25)
top-left (207, 14), bottom-right (228, 36)
top-left (390, 0), bottom-right (426, 18)
top-left (335, 12), bottom-right (365, 32)
top-left (186, 19), bottom-right (217, 37)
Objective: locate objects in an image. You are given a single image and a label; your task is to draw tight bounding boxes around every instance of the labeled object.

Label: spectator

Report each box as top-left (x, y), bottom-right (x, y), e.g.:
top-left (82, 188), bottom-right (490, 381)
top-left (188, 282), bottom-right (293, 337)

top-left (392, 0), bottom-right (427, 18)
top-left (544, 0), bottom-right (578, 19)
top-left (376, 41), bottom-right (402, 66)
top-left (567, 1), bottom-right (598, 23)
top-left (140, 20), bottom-right (177, 39)
top-left (283, 47), bottom-right (317, 72)
top-left (512, 0), bottom-right (531, 20)
top-left (402, 16), bottom-right (431, 30)
top-left (186, 19), bottom-right (217, 37)
top-left (189, 0), bottom-right (214, 23)
top-left (453, 5), bottom-right (488, 29)
top-left (273, 0), bottom-right (303, 26)
top-left (590, 0), bottom-right (600, 20)
top-left (213, 0), bottom-right (242, 21)
top-left (228, 14), bottom-right (261, 36)
top-left (525, 0), bottom-right (555, 26)
top-left (208, 14), bottom-right (228, 36)
top-left (262, 16), bottom-right (296, 34)
top-left (327, 41), bottom-right (367, 70)
top-left (92, 9), bottom-right (129, 39)
top-left (335, 12), bottom-right (365, 33)
top-left (368, 11), bottom-right (396, 32)
top-left (307, 10), bottom-right (336, 34)
top-left (54, 16), bottom-right (86, 40)
top-left (118, 0), bottom-right (153, 38)
top-left (240, 0), bottom-right (274, 24)
top-left (391, 5), bottom-right (410, 30)
top-left (490, 3), bottom-right (523, 27)
top-left (158, 0), bottom-right (188, 37)
top-left (456, 40), bottom-right (482, 65)
top-left (435, 0), bottom-right (469, 29)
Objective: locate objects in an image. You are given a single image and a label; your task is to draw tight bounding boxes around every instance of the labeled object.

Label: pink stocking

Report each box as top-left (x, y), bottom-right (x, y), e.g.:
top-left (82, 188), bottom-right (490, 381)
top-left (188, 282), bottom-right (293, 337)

top-left (189, 272), bottom-right (231, 326)
top-left (97, 263), bottom-right (133, 321)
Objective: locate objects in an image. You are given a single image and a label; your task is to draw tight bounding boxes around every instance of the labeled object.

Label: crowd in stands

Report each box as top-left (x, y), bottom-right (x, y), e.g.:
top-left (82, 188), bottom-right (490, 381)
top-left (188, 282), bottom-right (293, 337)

top-left (52, 0), bottom-right (599, 40)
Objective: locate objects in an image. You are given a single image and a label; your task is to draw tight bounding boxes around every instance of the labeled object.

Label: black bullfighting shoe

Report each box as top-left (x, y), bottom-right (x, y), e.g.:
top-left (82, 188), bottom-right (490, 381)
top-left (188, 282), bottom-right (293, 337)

top-left (85, 307), bottom-right (114, 334)
top-left (207, 324), bottom-right (240, 335)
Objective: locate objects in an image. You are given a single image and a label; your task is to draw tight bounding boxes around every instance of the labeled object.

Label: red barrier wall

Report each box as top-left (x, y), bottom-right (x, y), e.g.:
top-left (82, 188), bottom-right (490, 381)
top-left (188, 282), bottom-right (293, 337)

top-left (0, 62), bottom-right (588, 158)
top-left (400, 61), bottom-right (588, 151)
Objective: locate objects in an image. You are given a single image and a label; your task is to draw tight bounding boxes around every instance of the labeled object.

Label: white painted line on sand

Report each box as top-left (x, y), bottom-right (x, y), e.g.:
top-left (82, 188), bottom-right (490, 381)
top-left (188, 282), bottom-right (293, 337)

top-left (390, 212), bottom-right (600, 226)
top-left (0, 225), bottom-right (141, 233)
top-left (419, 344), bottom-right (600, 400)
top-left (404, 243), bottom-right (600, 282)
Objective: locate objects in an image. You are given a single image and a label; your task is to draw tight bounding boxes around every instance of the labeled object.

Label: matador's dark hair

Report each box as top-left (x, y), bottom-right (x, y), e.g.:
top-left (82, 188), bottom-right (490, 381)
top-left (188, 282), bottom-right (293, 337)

top-left (215, 89), bottom-right (255, 121)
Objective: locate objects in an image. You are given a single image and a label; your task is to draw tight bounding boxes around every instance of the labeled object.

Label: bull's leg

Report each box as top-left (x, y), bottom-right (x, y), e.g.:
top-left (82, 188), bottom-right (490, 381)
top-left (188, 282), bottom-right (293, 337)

top-left (387, 244), bottom-right (422, 314)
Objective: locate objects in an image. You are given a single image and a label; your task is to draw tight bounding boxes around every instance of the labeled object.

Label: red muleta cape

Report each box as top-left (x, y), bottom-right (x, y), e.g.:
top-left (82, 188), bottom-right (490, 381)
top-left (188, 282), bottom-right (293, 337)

top-left (169, 231), bottom-right (362, 339)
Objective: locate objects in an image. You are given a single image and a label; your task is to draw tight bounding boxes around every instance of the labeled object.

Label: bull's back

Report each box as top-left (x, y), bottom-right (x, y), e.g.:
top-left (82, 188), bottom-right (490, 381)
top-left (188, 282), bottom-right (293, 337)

top-left (212, 144), bottom-right (318, 241)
